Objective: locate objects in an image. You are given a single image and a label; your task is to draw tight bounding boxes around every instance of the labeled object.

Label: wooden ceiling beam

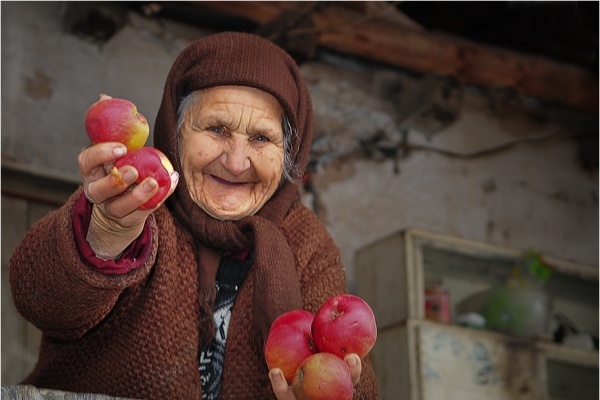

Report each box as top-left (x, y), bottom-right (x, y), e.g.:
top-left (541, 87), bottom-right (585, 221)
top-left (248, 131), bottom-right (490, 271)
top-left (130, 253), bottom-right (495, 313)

top-left (193, 1), bottom-right (598, 114)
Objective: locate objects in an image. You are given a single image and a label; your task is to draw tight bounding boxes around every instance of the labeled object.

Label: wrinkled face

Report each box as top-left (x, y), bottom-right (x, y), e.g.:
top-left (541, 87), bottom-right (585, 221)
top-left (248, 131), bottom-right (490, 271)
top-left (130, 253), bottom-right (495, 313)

top-left (179, 86), bottom-right (285, 220)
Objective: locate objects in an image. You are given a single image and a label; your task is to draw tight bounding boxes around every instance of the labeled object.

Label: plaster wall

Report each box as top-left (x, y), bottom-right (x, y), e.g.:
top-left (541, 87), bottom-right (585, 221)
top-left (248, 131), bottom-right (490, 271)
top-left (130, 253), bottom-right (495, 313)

top-left (2, 2), bottom-right (598, 293)
top-left (1, 2), bottom-right (206, 181)
top-left (309, 110), bottom-right (598, 289)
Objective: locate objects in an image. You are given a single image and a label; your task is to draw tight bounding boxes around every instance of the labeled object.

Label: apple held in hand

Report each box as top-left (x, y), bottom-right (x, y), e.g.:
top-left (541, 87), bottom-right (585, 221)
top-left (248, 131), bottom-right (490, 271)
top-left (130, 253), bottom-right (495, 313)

top-left (114, 147), bottom-right (174, 210)
top-left (269, 309), bottom-right (315, 334)
top-left (312, 294), bottom-right (377, 360)
top-left (265, 310), bottom-right (316, 385)
top-left (85, 94), bottom-right (149, 150)
top-left (292, 352), bottom-right (353, 400)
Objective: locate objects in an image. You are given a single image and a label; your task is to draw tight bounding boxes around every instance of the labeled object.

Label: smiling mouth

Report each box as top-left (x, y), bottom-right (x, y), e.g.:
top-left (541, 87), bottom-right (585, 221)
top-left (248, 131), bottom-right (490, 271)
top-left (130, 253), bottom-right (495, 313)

top-left (209, 174), bottom-right (249, 186)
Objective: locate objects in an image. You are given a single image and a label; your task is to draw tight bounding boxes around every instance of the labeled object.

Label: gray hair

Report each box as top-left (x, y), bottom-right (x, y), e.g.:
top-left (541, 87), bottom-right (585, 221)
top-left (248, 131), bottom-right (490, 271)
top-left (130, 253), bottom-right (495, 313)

top-left (176, 91), bottom-right (300, 185)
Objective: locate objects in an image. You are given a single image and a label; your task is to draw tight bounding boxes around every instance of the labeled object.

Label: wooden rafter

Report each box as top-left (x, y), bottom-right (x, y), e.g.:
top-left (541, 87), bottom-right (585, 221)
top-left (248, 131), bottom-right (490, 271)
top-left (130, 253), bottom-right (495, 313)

top-left (190, 1), bottom-right (598, 114)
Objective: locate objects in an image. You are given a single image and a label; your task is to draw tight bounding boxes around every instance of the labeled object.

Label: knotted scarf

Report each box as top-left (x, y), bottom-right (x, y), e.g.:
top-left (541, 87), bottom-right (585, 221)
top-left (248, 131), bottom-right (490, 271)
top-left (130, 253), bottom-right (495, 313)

top-left (153, 32), bottom-right (313, 348)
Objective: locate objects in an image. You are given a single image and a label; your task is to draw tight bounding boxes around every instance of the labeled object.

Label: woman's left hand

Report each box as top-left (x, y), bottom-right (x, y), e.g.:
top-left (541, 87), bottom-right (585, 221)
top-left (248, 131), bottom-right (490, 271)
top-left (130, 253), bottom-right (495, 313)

top-left (269, 353), bottom-right (362, 400)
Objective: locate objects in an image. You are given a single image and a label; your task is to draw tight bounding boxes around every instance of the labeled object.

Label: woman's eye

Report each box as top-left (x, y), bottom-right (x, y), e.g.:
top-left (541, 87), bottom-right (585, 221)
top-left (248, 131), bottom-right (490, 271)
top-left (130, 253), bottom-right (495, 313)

top-left (254, 135), bottom-right (270, 142)
top-left (208, 126), bottom-right (225, 134)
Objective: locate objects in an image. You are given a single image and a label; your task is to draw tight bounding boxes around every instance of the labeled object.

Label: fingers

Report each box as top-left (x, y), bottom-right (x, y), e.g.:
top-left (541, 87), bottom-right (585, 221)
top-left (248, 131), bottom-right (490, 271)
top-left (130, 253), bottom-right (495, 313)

top-left (97, 170), bottom-right (179, 217)
top-left (78, 142), bottom-right (127, 178)
top-left (101, 176), bottom-right (159, 217)
top-left (87, 165), bottom-right (138, 206)
top-left (269, 369), bottom-right (296, 400)
top-left (344, 354), bottom-right (362, 386)
top-left (80, 142), bottom-right (129, 205)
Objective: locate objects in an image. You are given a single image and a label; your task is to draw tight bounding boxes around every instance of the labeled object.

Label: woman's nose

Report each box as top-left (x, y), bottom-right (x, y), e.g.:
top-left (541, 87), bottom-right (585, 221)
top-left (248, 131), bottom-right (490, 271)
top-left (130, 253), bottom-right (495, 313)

top-left (221, 138), bottom-right (251, 176)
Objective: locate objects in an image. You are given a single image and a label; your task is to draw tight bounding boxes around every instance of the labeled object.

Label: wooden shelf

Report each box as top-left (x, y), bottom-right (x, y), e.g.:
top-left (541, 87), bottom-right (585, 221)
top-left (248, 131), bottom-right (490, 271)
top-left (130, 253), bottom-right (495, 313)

top-left (355, 227), bottom-right (598, 400)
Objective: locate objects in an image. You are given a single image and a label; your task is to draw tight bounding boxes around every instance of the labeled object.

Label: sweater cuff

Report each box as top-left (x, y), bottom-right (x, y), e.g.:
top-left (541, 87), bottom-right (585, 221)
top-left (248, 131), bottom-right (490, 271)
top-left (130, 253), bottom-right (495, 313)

top-left (73, 192), bottom-right (153, 275)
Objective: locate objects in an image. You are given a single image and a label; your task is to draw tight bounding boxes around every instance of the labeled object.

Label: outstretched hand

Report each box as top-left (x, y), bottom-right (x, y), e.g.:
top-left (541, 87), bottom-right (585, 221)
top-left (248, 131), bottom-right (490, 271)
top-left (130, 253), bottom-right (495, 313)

top-left (269, 353), bottom-right (362, 400)
top-left (78, 142), bottom-right (179, 259)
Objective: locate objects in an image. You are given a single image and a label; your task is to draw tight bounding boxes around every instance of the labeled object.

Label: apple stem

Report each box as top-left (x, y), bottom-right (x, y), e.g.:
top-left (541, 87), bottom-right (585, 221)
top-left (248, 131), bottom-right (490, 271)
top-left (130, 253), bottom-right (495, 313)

top-left (332, 310), bottom-right (344, 320)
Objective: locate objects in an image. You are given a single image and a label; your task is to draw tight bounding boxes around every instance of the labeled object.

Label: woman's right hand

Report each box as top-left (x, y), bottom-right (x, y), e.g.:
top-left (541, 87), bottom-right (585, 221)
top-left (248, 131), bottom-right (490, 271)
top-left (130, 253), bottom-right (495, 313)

top-left (78, 142), bottom-right (179, 260)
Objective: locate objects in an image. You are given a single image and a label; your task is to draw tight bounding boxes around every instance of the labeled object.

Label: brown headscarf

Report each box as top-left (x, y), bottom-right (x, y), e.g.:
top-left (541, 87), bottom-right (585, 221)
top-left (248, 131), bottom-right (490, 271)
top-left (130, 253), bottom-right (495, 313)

top-left (153, 32), bottom-right (313, 347)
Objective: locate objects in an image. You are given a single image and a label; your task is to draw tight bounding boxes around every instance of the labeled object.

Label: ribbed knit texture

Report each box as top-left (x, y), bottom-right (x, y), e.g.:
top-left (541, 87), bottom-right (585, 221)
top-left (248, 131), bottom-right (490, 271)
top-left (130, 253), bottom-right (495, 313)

top-left (9, 32), bottom-right (380, 399)
top-left (10, 189), bottom-right (379, 399)
top-left (153, 32), bottom-right (313, 347)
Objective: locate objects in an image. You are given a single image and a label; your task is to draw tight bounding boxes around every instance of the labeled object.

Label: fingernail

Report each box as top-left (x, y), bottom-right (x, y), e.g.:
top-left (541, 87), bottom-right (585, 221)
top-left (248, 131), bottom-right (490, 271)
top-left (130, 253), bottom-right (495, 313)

top-left (143, 178), bottom-right (157, 193)
top-left (171, 171), bottom-right (179, 185)
top-left (122, 169), bottom-right (137, 184)
top-left (347, 355), bottom-right (358, 368)
top-left (271, 370), bottom-right (282, 383)
top-left (113, 147), bottom-right (126, 157)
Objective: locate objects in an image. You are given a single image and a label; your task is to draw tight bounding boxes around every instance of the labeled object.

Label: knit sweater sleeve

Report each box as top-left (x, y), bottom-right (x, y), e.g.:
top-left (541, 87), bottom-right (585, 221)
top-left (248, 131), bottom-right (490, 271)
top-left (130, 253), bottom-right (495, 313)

top-left (8, 187), bottom-right (158, 340)
top-left (280, 202), bottom-right (380, 400)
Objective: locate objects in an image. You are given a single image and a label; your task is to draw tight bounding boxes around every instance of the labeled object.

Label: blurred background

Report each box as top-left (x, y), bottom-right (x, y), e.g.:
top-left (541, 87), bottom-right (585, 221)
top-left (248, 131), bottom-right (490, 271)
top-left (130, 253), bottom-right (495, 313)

top-left (2, 2), bottom-right (598, 399)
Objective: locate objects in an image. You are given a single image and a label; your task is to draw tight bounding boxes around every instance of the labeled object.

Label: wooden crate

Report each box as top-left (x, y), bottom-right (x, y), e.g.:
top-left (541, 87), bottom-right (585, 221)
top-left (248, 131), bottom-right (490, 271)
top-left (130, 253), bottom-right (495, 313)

top-left (536, 341), bottom-right (599, 400)
top-left (355, 227), bottom-right (598, 400)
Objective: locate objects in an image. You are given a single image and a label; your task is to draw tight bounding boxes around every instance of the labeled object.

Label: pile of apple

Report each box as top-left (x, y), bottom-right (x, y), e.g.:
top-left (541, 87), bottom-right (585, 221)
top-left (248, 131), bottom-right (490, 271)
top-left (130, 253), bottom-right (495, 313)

top-left (265, 294), bottom-right (377, 400)
top-left (84, 94), bottom-right (174, 210)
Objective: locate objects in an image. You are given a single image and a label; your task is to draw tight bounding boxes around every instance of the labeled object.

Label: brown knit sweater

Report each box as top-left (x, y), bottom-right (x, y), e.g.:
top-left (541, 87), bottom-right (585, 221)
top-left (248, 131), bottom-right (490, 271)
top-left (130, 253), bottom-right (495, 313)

top-left (9, 188), bottom-right (380, 400)
top-left (10, 31), bottom-right (380, 400)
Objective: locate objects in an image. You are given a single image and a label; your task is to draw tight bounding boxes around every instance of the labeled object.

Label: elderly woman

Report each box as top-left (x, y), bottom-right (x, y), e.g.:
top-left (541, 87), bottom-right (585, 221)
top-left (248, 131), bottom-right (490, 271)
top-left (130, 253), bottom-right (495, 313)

top-left (9, 32), bottom-right (379, 400)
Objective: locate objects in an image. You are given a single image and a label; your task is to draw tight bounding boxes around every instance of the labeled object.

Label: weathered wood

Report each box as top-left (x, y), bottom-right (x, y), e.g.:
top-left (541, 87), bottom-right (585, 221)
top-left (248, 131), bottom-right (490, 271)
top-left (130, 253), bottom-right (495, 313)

top-left (1, 385), bottom-right (138, 400)
top-left (416, 320), bottom-right (538, 400)
top-left (355, 227), bottom-right (599, 400)
top-left (194, 1), bottom-right (598, 114)
top-left (1, 164), bottom-right (79, 206)
top-left (314, 5), bottom-right (598, 113)
top-left (192, 0), bottom-right (284, 24)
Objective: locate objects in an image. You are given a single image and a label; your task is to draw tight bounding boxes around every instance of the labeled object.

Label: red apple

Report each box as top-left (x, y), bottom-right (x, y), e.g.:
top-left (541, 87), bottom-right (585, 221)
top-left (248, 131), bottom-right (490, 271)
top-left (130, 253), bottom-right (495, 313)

top-left (114, 147), bottom-right (174, 210)
top-left (292, 352), bottom-right (353, 400)
top-left (85, 94), bottom-right (149, 150)
top-left (265, 310), bottom-right (316, 385)
top-left (269, 309), bottom-right (315, 334)
top-left (312, 294), bottom-right (377, 360)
